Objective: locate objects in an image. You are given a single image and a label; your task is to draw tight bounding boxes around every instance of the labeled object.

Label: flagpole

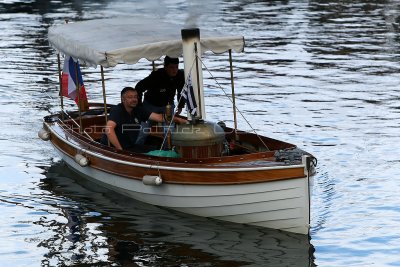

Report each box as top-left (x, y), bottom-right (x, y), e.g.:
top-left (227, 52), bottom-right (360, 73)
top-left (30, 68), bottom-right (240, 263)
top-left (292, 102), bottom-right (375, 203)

top-left (57, 53), bottom-right (64, 120)
top-left (229, 49), bottom-right (238, 141)
top-left (193, 42), bottom-right (202, 120)
top-left (100, 66), bottom-right (108, 123)
top-left (100, 65), bottom-right (110, 146)
top-left (75, 61), bottom-right (83, 134)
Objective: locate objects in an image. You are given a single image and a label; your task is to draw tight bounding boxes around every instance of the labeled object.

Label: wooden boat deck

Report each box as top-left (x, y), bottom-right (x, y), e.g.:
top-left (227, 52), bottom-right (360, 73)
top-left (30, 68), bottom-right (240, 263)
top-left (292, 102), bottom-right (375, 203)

top-left (44, 109), bottom-right (299, 166)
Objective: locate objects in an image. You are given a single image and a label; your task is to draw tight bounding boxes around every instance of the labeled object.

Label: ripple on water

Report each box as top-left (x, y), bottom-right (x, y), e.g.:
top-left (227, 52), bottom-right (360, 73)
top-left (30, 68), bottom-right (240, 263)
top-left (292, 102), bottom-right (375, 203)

top-left (1, 0), bottom-right (400, 266)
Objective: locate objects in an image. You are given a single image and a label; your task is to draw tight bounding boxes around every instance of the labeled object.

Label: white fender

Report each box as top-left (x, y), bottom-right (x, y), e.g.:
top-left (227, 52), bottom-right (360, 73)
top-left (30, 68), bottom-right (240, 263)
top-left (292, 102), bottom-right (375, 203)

top-left (38, 128), bottom-right (50, 141)
top-left (142, 175), bottom-right (162, 186)
top-left (75, 154), bottom-right (89, 167)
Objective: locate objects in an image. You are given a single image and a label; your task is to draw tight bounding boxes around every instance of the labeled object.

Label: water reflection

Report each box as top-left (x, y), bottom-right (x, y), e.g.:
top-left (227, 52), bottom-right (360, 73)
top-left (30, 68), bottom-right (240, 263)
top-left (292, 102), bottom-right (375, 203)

top-left (0, 0), bottom-right (110, 15)
top-left (39, 162), bottom-right (315, 266)
top-left (0, 0), bottom-right (399, 265)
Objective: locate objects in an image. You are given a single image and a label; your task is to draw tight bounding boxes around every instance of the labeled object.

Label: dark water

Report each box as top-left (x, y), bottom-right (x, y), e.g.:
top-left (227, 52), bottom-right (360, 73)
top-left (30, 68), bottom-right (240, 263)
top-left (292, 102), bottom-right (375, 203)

top-left (1, 0), bottom-right (400, 266)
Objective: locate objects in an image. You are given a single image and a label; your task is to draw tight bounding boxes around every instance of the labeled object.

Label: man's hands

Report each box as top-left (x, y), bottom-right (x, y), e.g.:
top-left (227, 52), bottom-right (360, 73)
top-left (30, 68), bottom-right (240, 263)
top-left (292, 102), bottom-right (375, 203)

top-left (173, 116), bottom-right (187, 124)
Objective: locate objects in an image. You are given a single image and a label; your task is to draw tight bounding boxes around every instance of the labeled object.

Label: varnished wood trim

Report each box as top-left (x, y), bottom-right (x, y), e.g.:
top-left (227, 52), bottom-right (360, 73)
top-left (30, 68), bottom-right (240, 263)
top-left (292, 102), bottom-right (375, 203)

top-left (46, 121), bottom-right (307, 185)
top-left (49, 122), bottom-right (305, 172)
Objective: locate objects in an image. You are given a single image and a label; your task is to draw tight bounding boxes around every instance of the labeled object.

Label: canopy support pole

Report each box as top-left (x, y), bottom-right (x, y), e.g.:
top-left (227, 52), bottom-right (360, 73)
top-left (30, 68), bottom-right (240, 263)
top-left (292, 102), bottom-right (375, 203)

top-left (194, 42), bottom-right (202, 119)
top-left (152, 61), bottom-right (156, 71)
top-left (101, 66), bottom-right (108, 123)
top-left (75, 61), bottom-right (83, 134)
top-left (57, 53), bottom-right (65, 120)
top-left (229, 49), bottom-right (238, 140)
top-left (100, 66), bottom-right (110, 146)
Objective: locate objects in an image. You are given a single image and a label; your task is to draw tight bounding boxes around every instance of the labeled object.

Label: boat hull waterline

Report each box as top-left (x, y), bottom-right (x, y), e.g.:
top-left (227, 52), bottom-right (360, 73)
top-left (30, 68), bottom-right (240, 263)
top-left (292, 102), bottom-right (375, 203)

top-left (43, 120), bottom-right (311, 235)
top-left (42, 19), bottom-right (317, 235)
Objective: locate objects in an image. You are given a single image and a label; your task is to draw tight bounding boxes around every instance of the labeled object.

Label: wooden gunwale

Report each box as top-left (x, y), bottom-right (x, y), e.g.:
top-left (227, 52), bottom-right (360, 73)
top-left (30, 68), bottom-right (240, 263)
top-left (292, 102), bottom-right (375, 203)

top-left (45, 120), bottom-right (306, 185)
top-left (45, 112), bottom-right (297, 164)
top-left (46, 115), bottom-right (285, 165)
top-left (224, 128), bottom-right (295, 151)
top-left (46, 111), bottom-right (297, 153)
top-left (46, 120), bottom-right (304, 171)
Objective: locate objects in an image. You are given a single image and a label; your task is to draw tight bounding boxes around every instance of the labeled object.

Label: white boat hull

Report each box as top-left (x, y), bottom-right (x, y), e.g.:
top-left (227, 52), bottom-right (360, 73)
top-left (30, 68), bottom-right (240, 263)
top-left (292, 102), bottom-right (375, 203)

top-left (56, 147), bottom-right (310, 234)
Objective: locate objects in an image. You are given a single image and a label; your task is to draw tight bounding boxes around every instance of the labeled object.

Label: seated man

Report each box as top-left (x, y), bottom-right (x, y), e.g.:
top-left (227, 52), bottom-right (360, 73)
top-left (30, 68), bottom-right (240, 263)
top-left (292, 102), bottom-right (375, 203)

top-left (135, 56), bottom-right (185, 144)
top-left (100, 87), bottom-right (186, 153)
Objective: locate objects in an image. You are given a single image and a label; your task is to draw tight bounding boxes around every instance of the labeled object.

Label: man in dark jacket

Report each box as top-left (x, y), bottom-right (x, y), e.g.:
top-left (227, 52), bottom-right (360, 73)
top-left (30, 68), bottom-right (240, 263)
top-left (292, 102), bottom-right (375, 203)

top-left (136, 56), bottom-right (185, 114)
top-left (135, 56), bottom-right (186, 144)
top-left (100, 87), bottom-right (186, 152)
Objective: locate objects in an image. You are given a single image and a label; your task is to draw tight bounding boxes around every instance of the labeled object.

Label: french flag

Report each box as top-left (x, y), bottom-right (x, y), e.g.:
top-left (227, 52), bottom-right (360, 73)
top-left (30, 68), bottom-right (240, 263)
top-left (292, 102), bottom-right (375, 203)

top-left (182, 74), bottom-right (197, 116)
top-left (61, 56), bottom-right (89, 111)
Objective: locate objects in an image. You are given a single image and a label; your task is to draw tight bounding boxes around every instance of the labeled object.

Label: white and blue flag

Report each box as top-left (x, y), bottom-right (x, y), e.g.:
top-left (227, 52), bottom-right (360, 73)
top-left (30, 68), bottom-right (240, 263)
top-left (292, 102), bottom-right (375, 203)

top-left (182, 74), bottom-right (198, 116)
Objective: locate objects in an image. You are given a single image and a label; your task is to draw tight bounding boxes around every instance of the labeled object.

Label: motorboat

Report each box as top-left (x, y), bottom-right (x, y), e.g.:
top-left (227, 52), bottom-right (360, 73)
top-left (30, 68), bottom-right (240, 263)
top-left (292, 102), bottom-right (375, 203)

top-left (39, 18), bottom-right (317, 235)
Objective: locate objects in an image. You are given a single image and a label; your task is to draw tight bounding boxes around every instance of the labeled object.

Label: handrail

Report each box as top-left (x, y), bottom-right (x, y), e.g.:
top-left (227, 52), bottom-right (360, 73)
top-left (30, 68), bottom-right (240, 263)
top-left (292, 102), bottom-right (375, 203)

top-left (46, 121), bottom-right (306, 173)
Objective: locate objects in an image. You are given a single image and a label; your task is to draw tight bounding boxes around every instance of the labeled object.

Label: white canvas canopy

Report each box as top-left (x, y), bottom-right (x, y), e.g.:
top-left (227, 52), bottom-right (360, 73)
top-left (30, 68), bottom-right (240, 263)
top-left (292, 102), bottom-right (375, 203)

top-left (48, 17), bottom-right (245, 67)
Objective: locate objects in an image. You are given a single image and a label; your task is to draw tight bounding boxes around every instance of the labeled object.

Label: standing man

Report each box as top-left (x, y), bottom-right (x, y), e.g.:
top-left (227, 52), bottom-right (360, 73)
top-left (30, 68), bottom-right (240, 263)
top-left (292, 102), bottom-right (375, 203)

top-left (135, 56), bottom-right (185, 144)
top-left (100, 87), bottom-right (186, 153)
